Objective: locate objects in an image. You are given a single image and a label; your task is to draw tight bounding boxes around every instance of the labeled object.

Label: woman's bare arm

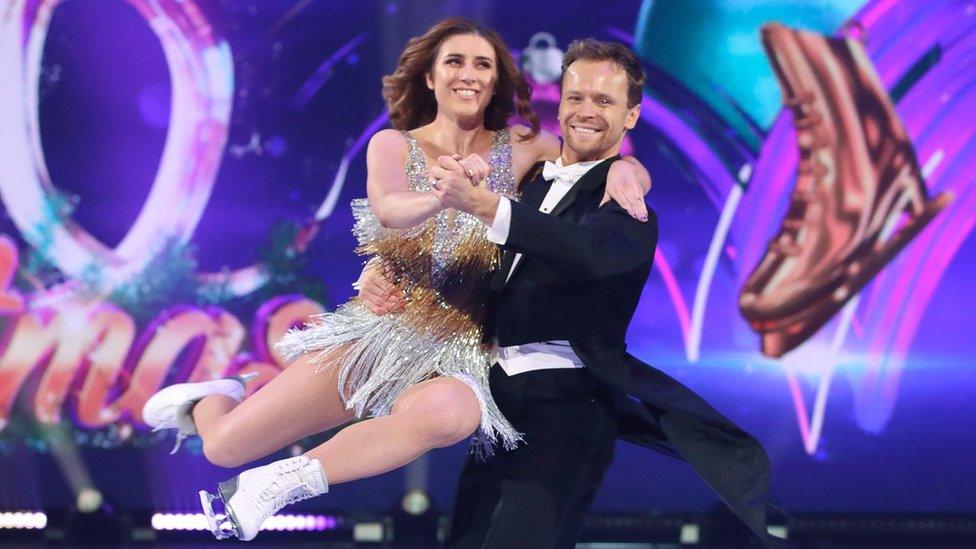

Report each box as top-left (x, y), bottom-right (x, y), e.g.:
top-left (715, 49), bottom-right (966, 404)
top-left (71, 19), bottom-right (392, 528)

top-left (509, 125), bottom-right (561, 183)
top-left (605, 157), bottom-right (652, 221)
top-left (616, 156), bottom-right (651, 193)
top-left (366, 129), bottom-right (444, 229)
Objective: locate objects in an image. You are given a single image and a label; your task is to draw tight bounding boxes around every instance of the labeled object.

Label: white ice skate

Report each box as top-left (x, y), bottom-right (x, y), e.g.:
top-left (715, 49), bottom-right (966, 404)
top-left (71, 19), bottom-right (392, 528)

top-left (199, 455), bottom-right (328, 541)
top-left (142, 372), bottom-right (258, 453)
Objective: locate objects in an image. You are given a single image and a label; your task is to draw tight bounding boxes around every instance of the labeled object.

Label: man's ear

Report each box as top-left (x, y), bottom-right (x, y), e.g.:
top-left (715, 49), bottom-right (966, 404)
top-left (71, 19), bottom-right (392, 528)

top-left (625, 103), bottom-right (640, 130)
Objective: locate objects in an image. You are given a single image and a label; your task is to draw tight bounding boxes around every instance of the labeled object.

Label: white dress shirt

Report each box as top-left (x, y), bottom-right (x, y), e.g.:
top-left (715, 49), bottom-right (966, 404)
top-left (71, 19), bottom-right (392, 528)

top-left (486, 157), bottom-right (603, 376)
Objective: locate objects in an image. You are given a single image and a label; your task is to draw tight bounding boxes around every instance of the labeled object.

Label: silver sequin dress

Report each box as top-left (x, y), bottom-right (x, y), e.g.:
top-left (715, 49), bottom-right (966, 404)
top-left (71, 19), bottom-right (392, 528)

top-left (276, 128), bottom-right (521, 455)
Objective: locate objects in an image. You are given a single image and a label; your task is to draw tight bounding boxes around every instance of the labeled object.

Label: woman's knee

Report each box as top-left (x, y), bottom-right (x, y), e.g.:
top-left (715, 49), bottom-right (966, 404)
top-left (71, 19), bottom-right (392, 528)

top-left (409, 381), bottom-right (482, 447)
top-left (201, 424), bottom-right (250, 468)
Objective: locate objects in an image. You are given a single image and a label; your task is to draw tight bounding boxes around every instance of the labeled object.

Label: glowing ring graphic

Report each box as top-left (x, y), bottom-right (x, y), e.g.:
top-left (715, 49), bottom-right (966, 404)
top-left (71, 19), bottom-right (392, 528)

top-left (0, 0), bottom-right (232, 291)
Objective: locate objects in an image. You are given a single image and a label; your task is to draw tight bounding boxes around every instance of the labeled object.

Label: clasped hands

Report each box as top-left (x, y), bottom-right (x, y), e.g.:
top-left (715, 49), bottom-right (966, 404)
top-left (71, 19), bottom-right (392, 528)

top-left (428, 154), bottom-right (650, 223)
top-left (429, 154), bottom-right (499, 223)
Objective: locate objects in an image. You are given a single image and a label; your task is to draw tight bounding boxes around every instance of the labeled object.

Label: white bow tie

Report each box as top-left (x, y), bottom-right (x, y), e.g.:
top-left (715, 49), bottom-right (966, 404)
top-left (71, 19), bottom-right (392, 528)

top-left (542, 160), bottom-right (591, 183)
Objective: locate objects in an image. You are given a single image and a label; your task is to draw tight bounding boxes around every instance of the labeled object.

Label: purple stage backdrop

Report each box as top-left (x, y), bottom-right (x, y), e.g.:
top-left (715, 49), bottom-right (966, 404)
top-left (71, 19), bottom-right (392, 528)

top-left (0, 0), bottom-right (973, 521)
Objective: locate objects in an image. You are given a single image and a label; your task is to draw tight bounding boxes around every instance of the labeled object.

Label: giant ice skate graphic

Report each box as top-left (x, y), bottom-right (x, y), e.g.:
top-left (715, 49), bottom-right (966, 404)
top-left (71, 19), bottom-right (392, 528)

top-left (739, 22), bottom-right (953, 358)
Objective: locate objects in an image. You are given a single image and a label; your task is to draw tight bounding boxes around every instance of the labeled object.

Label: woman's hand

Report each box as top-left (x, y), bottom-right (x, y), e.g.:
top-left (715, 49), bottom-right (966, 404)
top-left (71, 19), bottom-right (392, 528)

top-left (604, 159), bottom-right (651, 222)
top-left (453, 153), bottom-right (491, 185)
top-left (354, 259), bottom-right (405, 315)
top-left (431, 153), bottom-right (491, 189)
top-left (430, 154), bottom-right (500, 224)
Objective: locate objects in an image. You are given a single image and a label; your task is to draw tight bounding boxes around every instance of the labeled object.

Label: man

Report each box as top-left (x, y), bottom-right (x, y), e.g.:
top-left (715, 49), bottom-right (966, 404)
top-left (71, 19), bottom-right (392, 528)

top-left (364, 39), bottom-right (780, 548)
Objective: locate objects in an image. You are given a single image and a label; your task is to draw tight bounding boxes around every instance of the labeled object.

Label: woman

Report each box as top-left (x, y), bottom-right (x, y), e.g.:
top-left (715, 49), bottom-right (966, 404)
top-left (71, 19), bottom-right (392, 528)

top-left (142, 18), bottom-right (650, 541)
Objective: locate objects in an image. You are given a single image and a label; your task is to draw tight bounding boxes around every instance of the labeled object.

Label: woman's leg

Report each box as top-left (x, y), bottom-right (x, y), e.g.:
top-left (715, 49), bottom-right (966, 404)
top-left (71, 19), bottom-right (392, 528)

top-left (304, 376), bottom-right (482, 484)
top-left (192, 351), bottom-right (356, 467)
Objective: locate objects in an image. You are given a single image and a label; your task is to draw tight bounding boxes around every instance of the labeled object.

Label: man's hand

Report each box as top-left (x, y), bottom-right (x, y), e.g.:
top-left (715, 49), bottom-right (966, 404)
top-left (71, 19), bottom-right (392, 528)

top-left (355, 260), bottom-right (404, 315)
top-left (430, 154), bottom-right (500, 224)
top-left (605, 160), bottom-right (651, 222)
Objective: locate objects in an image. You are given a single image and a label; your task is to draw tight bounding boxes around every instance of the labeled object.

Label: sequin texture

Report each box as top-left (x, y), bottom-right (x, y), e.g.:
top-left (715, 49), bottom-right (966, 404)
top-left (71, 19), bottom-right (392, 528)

top-left (276, 129), bottom-right (520, 455)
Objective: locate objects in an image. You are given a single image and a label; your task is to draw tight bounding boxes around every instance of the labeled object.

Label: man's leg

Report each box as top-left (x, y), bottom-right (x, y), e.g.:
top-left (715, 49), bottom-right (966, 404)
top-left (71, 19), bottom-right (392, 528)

top-left (446, 453), bottom-right (503, 548)
top-left (480, 369), bottom-right (618, 549)
top-left (446, 365), bottom-right (523, 548)
top-left (552, 443), bottom-right (616, 548)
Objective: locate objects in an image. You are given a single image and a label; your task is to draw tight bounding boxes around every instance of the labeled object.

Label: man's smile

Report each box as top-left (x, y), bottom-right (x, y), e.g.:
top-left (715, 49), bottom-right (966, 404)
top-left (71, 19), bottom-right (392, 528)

top-left (569, 124), bottom-right (603, 136)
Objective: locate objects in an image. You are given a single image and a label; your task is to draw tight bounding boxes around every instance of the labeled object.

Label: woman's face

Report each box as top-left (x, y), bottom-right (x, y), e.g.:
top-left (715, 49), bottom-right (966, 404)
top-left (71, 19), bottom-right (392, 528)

top-left (426, 34), bottom-right (498, 122)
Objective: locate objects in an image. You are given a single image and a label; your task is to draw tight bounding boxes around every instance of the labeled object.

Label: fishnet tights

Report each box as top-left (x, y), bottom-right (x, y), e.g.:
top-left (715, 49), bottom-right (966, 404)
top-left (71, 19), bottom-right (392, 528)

top-left (191, 352), bottom-right (482, 485)
top-left (306, 375), bottom-right (481, 484)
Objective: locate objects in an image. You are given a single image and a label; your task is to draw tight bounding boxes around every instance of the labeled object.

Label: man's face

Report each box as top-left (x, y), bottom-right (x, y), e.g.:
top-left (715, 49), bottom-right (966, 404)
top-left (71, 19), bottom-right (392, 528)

top-left (558, 59), bottom-right (640, 163)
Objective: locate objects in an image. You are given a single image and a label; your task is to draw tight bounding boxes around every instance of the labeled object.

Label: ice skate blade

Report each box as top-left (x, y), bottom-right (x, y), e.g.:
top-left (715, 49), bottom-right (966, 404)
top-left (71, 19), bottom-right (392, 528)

top-left (756, 191), bottom-right (952, 358)
top-left (199, 489), bottom-right (238, 540)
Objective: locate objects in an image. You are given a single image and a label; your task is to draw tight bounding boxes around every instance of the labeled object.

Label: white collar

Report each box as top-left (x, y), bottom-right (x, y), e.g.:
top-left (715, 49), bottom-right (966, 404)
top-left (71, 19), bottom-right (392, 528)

top-left (542, 157), bottom-right (604, 184)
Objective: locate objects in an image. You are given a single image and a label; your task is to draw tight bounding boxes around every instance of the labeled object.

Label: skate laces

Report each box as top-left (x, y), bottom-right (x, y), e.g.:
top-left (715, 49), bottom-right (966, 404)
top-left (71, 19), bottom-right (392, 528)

top-left (258, 460), bottom-right (317, 511)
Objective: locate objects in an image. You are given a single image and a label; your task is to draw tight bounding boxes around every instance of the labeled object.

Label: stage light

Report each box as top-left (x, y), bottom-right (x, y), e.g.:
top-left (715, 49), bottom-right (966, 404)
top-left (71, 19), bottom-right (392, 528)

top-left (0, 511), bottom-right (47, 529)
top-left (261, 513), bottom-right (338, 531)
top-left (149, 512), bottom-right (337, 532)
top-left (679, 523), bottom-right (700, 544)
top-left (393, 486), bottom-right (437, 545)
top-left (401, 488), bottom-right (430, 516)
top-left (353, 521), bottom-right (386, 542)
top-left (149, 512), bottom-right (209, 531)
top-left (76, 488), bottom-right (103, 513)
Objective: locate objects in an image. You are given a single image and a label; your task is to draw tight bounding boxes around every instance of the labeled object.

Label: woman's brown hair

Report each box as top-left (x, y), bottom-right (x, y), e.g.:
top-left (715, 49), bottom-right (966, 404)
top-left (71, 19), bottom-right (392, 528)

top-left (382, 17), bottom-right (539, 141)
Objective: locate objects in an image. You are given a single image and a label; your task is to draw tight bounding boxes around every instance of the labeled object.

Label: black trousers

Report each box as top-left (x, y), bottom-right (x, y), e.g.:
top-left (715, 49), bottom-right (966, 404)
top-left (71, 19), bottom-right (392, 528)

top-left (446, 365), bottom-right (618, 549)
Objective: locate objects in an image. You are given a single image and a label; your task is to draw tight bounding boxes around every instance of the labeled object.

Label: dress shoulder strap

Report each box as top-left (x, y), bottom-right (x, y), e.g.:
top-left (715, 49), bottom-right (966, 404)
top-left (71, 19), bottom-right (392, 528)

top-left (486, 128), bottom-right (516, 196)
top-left (400, 131), bottom-right (430, 192)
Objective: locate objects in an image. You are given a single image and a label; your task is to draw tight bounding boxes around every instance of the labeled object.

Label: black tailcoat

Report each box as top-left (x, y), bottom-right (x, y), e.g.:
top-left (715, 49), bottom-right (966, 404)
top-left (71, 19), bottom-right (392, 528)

top-left (488, 157), bottom-right (781, 547)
